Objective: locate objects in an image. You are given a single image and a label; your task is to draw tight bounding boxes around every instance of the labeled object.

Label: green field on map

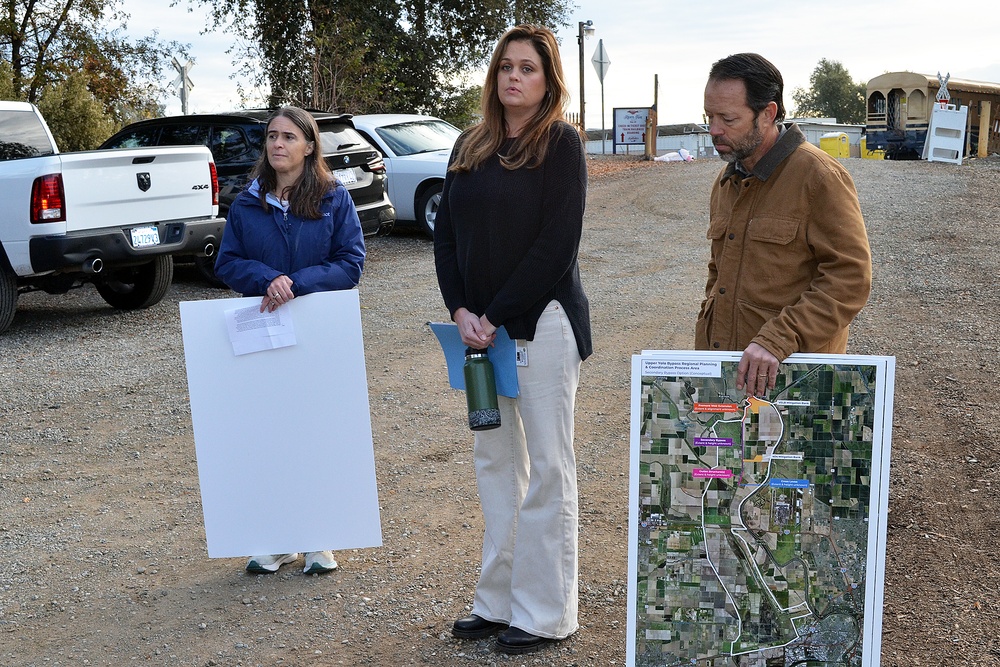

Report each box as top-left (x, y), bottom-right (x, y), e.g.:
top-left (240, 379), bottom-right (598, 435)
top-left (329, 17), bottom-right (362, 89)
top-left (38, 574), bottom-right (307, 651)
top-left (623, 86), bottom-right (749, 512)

top-left (627, 352), bottom-right (894, 667)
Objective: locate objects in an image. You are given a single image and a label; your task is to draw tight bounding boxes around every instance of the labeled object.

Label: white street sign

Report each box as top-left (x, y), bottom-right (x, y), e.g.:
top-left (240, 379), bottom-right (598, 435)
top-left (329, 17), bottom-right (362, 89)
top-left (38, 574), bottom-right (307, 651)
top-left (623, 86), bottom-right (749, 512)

top-left (592, 39), bottom-right (610, 84)
top-left (172, 57), bottom-right (195, 92)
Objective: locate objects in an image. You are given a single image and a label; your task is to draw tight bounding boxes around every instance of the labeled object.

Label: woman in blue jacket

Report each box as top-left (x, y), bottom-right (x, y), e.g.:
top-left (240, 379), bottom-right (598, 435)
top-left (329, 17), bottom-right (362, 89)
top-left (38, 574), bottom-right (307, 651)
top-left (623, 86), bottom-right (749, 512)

top-left (214, 105), bottom-right (365, 575)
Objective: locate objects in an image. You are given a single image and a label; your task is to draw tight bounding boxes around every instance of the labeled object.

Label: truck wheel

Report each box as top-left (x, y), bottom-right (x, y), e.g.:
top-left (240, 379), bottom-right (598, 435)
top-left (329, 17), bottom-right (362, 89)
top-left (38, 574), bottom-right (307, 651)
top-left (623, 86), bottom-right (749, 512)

top-left (417, 184), bottom-right (442, 237)
top-left (0, 265), bottom-right (17, 333)
top-left (95, 255), bottom-right (174, 310)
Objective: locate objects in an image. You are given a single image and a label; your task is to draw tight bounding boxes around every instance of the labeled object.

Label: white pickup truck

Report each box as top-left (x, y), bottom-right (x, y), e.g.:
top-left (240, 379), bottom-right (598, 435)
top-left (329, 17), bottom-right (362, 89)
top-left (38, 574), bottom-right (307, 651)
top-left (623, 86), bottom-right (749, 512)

top-left (0, 101), bottom-right (225, 332)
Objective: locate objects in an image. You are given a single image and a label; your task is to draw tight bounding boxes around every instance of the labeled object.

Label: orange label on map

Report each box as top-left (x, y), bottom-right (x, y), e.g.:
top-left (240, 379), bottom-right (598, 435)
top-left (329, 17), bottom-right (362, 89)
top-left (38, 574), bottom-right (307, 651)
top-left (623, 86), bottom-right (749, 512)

top-left (693, 403), bottom-right (739, 413)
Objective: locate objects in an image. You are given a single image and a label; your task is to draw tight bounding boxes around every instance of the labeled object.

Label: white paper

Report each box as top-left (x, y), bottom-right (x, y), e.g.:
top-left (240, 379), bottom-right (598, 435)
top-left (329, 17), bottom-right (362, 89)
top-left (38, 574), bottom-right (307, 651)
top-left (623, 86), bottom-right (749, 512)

top-left (180, 291), bottom-right (382, 558)
top-left (224, 303), bottom-right (297, 356)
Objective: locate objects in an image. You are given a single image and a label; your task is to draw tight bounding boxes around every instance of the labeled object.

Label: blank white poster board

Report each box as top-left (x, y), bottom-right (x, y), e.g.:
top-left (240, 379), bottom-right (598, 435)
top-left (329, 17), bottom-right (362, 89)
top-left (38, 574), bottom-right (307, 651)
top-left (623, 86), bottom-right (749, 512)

top-left (180, 290), bottom-right (382, 558)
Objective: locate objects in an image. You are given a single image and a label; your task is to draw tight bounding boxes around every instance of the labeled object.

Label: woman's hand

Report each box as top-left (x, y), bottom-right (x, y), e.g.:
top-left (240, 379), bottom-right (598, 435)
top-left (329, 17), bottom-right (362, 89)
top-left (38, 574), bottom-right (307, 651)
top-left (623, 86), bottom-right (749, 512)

top-left (478, 314), bottom-right (497, 340)
top-left (454, 307), bottom-right (496, 349)
top-left (260, 275), bottom-right (295, 312)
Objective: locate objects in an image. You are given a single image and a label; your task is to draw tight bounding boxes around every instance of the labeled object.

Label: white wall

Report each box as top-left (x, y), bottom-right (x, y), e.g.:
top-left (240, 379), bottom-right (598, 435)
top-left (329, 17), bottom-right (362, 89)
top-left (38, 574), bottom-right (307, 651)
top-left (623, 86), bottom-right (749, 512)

top-left (585, 120), bottom-right (865, 156)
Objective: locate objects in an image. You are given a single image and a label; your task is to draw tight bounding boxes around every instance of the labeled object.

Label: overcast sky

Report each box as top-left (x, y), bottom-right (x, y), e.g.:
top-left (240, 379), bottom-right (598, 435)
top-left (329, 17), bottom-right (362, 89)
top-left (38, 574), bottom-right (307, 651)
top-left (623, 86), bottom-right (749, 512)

top-left (125, 0), bottom-right (1000, 127)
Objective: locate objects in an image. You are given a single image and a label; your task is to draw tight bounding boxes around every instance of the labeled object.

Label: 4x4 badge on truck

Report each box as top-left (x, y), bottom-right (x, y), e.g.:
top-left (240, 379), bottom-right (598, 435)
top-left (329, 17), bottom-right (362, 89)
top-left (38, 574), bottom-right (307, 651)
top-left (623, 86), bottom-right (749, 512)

top-left (137, 173), bottom-right (151, 192)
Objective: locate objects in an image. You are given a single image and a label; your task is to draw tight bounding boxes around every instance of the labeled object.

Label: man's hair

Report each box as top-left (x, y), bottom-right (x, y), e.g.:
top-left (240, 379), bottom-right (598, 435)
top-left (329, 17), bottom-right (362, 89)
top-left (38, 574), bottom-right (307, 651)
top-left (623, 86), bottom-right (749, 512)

top-left (708, 53), bottom-right (785, 123)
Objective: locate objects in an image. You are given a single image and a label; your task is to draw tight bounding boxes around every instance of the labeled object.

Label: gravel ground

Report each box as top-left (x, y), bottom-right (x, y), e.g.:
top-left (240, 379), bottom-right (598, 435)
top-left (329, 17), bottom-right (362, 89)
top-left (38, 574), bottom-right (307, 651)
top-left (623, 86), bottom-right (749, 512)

top-left (1, 154), bottom-right (998, 666)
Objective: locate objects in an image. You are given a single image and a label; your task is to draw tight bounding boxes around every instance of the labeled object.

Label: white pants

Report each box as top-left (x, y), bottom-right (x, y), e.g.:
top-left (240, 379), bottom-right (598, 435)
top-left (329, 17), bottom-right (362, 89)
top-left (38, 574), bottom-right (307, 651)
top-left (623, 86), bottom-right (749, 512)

top-left (470, 301), bottom-right (581, 639)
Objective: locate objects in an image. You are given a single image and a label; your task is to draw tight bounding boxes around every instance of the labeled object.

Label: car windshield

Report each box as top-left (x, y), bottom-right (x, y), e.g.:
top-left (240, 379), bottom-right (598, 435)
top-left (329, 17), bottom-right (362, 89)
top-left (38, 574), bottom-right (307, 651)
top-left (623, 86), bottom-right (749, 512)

top-left (375, 120), bottom-right (460, 156)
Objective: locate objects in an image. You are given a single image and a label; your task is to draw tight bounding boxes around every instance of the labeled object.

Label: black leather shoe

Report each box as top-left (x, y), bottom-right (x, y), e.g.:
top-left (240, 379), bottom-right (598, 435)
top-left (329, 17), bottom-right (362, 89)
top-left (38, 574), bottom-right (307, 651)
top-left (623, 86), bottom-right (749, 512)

top-left (496, 626), bottom-right (551, 654)
top-left (452, 614), bottom-right (508, 639)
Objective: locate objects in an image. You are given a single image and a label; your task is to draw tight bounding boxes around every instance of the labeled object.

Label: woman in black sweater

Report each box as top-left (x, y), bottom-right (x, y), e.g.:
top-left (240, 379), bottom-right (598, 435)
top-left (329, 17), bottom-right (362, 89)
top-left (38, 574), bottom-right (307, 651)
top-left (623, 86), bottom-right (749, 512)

top-left (434, 24), bottom-right (591, 655)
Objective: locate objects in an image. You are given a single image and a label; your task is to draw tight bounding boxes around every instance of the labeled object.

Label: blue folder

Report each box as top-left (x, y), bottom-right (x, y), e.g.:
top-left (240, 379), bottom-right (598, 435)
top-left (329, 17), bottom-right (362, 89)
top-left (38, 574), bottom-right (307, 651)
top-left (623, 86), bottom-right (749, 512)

top-left (429, 322), bottom-right (519, 398)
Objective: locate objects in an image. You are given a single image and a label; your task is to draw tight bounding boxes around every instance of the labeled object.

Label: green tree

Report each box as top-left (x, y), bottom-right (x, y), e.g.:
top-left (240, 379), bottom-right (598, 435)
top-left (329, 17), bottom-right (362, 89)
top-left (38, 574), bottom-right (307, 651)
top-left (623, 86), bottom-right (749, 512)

top-left (36, 71), bottom-right (116, 151)
top-left (792, 59), bottom-right (866, 125)
top-left (0, 60), bottom-right (15, 99)
top-left (1, 1), bottom-right (180, 127)
top-left (435, 84), bottom-right (483, 130)
top-left (190, 0), bottom-right (570, 121)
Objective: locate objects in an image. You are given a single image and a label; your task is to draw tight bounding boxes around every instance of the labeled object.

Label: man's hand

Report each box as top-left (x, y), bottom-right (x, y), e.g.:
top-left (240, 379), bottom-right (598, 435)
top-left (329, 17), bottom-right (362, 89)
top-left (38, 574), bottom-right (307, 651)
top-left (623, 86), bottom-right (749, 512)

top-left (737, 342), bottom-right (779, 396)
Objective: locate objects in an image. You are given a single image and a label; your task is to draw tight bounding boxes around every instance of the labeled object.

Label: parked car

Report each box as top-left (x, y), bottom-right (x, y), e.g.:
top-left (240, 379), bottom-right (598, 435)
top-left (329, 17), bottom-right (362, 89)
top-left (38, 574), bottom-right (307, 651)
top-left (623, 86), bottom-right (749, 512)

top-left (0, 101), bottom-right (224, 333)
top-left (351, 114), bottom-right (460, 236)
top-left (99, 109), bottom-right (396, 282)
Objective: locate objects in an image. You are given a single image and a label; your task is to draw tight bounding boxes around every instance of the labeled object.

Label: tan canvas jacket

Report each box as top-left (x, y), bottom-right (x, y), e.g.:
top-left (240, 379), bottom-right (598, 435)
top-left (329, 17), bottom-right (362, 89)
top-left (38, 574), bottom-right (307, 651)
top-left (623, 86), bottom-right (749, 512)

top-left (695, 124), bottom-right (872, 360)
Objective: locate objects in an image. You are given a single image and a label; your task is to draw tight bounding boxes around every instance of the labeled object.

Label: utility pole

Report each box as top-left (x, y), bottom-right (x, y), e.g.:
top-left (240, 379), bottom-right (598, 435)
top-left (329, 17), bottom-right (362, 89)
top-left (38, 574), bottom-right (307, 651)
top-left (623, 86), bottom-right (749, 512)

top-left (577, 20), bottom-right (594, 134)
top-left (645, 74), bottom-right (659, 160)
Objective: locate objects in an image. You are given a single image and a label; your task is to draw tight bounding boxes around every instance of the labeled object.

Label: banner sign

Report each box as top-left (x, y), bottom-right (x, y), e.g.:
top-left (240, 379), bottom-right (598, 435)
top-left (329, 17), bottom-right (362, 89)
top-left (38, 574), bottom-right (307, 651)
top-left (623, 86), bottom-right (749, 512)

top-left (614, 107), bottom-right (651, 153)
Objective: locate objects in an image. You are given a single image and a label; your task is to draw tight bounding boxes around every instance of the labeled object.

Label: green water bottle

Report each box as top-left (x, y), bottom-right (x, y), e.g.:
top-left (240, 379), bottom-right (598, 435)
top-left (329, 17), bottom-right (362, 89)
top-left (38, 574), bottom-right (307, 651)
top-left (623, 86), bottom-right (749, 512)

top-left (464, 347), bottom-right (501, 431)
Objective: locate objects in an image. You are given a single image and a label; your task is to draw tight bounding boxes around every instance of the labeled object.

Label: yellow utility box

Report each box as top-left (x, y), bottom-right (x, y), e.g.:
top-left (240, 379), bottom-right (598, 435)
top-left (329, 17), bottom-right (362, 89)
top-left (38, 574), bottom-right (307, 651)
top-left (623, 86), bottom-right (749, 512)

top-left (820, 132), bottom-right (850, 158)
top-left (860, 136), bottom-right (885, 160)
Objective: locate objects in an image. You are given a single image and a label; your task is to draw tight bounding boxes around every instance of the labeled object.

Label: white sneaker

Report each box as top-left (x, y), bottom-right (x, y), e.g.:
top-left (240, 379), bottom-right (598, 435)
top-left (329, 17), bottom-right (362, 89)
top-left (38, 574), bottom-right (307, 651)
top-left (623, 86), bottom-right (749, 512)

top-left (245, 553), bottom-right (299, 574)
top-left (303, 551), bottom-right (338, 574)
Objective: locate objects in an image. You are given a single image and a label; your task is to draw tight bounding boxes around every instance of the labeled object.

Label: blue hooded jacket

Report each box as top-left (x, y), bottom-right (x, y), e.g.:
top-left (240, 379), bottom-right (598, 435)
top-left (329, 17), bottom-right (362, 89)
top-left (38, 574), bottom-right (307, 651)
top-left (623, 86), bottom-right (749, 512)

top-left (215, 178), bottom-right (365, 297)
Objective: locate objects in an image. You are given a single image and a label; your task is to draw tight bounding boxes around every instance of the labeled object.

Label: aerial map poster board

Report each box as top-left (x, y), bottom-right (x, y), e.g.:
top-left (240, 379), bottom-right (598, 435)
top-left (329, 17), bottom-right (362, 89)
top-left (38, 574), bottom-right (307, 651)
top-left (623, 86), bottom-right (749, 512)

top-left (627, 351), bottom-right (895, 667)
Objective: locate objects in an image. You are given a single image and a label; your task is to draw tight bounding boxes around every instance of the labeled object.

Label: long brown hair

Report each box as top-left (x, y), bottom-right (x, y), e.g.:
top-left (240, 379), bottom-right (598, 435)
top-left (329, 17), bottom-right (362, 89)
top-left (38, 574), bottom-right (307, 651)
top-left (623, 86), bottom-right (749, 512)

top-left (251, 106), bottom-right (333, 219)
top-left (450, 24), bottom-right (572, 172)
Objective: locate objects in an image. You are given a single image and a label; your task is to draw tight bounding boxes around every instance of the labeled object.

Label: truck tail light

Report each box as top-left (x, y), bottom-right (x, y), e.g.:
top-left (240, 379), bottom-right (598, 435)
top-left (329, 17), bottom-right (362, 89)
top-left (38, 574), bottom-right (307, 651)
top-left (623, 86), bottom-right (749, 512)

top-left (30, 174), bottom-right (66, 223)
top-left (209, 161), bottom-right (220, 206)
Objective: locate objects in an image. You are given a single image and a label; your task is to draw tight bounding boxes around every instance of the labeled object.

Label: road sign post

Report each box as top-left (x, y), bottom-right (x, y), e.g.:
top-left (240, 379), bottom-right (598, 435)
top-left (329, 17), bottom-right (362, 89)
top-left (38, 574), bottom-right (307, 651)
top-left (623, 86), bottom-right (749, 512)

top-left (591, 40), bottom-right (611, 153)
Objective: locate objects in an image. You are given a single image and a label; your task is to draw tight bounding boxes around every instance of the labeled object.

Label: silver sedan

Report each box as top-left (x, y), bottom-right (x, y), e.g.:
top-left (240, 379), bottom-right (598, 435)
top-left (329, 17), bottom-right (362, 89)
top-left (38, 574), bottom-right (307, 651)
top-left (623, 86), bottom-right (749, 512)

top-left (351, 114), bottom-right (460, 236)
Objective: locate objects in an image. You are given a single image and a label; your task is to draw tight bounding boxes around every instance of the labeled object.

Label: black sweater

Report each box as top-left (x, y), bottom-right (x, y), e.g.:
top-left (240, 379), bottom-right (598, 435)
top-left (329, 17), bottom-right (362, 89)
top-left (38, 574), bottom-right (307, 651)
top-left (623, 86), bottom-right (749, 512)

top-left (434, 121), bottom-right (592, 360)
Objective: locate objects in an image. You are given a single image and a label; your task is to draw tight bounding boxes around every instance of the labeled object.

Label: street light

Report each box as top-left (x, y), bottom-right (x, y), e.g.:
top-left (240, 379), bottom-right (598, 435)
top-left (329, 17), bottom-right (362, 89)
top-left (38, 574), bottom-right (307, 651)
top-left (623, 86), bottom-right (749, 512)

top-left (577, 20), bottom-right (595, 133)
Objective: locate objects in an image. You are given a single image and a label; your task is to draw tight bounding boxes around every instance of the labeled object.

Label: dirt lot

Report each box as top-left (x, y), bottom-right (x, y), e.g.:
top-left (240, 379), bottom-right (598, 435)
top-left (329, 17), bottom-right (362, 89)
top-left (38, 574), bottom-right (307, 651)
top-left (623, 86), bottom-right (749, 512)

top-left (2, 154), bottom-right (998, 666)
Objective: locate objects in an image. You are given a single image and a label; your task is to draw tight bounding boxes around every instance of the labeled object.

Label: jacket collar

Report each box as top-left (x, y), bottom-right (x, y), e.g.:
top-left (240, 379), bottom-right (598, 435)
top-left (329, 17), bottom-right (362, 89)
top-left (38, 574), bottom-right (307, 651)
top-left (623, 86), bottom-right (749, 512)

top-left (720, 123), bottom-right (806, 184)
top-left (244, 177), bottom-right (338, 210)
top-left (248, 178), bottom-right (287, 211)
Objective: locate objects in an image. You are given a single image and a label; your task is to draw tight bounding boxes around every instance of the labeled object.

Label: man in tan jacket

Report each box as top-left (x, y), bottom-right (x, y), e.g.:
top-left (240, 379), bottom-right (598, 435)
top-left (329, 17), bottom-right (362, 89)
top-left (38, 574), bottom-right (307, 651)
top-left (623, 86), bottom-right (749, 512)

top-left (696, 53), bottom-right (872, 396)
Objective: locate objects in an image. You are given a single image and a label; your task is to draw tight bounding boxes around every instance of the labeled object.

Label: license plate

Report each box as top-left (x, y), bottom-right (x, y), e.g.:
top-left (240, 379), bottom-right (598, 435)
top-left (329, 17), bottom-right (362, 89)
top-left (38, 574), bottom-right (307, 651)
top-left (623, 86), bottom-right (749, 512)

top-left (334, 168), bottom-right (357, 185)
top-left (130, 226), bottom-right (160, 248)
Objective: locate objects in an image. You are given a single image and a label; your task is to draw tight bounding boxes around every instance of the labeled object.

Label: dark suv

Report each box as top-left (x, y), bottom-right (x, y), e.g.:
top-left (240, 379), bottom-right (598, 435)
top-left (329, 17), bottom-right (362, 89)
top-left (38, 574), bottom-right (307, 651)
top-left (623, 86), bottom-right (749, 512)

top-left (100, 109), bottom-right (396, 281)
